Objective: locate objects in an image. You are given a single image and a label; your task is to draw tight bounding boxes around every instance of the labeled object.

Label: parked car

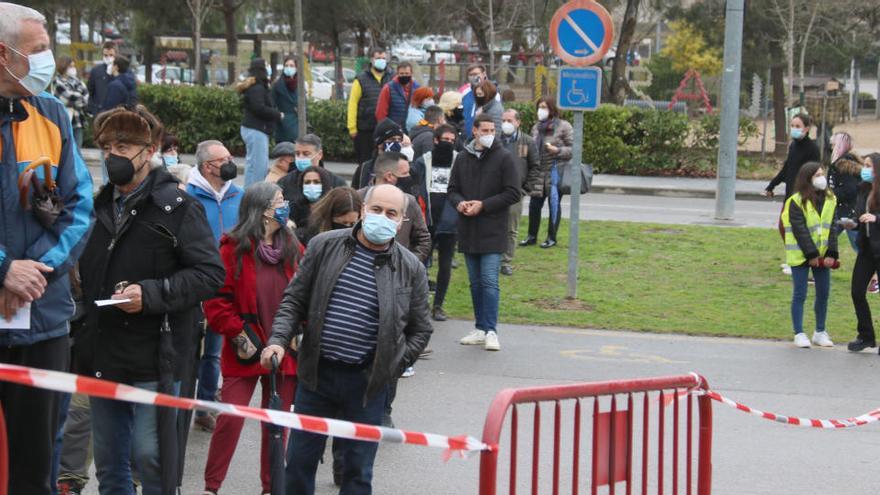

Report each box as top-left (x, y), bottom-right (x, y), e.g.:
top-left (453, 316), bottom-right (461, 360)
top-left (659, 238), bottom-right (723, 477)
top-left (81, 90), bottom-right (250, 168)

top-left (312, 65), bottom-right (354, 96)
top-left (390, 43), bottom-right (426, 63)
top-left (136, 64), bottom-right (186, 85)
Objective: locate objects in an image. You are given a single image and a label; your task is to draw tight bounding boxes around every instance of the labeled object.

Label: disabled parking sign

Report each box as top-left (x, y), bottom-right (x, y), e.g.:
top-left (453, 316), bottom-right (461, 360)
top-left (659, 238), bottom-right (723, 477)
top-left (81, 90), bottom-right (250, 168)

top-left (557, 67), bottom-right (602, 111)
top-left (549, 0), bottom-right (614, 67)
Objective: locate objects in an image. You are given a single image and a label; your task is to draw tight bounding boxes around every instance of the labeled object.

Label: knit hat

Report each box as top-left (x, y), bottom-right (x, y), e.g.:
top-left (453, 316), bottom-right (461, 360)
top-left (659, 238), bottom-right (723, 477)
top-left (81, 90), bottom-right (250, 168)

top-left (249, 58), bottom-right (267, 72)
top-left (270, 141), bottom-right (295, 158)
top-left (373, 119), bottom-right (404, 145)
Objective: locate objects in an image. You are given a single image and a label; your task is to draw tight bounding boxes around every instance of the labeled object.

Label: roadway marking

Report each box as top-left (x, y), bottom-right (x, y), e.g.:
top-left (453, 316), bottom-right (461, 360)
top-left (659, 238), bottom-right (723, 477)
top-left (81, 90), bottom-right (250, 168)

top-left (561, 345), bottom-right (686, 364)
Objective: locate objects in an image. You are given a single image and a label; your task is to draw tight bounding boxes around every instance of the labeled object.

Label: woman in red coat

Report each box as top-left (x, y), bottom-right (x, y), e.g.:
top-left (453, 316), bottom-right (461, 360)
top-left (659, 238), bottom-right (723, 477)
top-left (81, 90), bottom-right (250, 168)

top-left (202, 182), bottom-right (303, 495)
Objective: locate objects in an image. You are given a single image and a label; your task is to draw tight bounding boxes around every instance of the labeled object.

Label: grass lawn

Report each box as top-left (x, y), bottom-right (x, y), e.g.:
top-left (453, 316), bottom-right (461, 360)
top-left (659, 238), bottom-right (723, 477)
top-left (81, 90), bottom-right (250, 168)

top-left (434, 219), bottom-right (878, 341)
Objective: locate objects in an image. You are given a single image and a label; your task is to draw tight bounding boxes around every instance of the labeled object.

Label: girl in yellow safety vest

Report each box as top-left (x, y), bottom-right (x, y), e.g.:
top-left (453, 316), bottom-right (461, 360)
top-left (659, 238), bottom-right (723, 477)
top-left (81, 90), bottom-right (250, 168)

top-left (781, 162), bottom-right (839, 348)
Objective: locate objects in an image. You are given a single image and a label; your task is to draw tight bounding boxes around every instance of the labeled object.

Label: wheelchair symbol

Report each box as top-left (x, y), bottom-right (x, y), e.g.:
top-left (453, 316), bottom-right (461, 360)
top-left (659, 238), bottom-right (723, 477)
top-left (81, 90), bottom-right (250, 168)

top-left (566, 81), bottom-right (589, 105)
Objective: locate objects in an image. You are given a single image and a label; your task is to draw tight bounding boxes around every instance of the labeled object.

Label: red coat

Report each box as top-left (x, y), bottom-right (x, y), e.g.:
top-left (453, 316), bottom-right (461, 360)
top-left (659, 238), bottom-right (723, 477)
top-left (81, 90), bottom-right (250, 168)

top-left (203, 235), bottom-right (301, 377)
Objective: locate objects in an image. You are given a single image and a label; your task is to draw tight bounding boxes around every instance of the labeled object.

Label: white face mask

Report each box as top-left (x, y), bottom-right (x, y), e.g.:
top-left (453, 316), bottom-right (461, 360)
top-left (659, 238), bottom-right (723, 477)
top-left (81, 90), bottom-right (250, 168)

top-left (103, 56), bottom-right (115, 66)
top-left (65, 66), bottom-right (78, 78)
top-left (537, 108), bottom-right (550, 121)
top-left (5, 47), bottom-right (55, 96)
top-left (812, 176), bottom-right (828, 191)
top-left (401, 145), bottom-right (415, 162)
top-left (478, 134), bottom-right (495, 149)
top-left (501, 122), bottom-right (516, 136)
top-left (423, 98), bottom-right (435, 108)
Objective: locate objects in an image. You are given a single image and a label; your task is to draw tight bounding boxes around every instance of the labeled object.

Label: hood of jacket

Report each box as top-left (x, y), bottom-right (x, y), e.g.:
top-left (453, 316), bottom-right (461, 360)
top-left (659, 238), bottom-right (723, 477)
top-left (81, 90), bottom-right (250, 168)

top-left (410, 123), bottom-right (433, 141)
top-left (187, 165), bottom-right (234, 203)
top-left (464, 136), bottom-right (501, 158)
top-left (834, 153), bottom-right (863, 176)
top-left (236, 76), bottom-right (258, 93)
top-left (115, 71), bottom-right (136, 91)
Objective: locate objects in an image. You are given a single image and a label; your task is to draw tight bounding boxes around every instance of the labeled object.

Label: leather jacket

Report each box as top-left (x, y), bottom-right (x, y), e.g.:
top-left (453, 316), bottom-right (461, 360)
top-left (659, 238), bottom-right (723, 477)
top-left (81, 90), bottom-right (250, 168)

top-left (268, 224), bottom-right (432, 402)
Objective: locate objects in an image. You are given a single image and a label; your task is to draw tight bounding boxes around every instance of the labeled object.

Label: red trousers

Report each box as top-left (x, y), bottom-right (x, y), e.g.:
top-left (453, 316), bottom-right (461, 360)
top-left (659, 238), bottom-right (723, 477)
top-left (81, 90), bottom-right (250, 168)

top-left (204, 373), bottom-right (297, 492)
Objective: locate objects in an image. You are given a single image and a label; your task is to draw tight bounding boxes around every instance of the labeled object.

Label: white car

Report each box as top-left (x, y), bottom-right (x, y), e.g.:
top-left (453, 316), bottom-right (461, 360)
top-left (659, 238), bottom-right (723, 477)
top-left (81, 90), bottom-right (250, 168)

top-left (390, 43), bottom-right (426, 63)
top-left (136, 65), bottom-right (185, 85)
top-left (312, 65), bottom-right (355, 96)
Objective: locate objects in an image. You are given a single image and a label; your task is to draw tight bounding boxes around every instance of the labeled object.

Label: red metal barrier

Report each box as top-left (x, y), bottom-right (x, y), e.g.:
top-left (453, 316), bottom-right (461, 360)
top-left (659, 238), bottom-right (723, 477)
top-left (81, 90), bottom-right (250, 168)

top-left (479, 374), bottom-right (712, 495)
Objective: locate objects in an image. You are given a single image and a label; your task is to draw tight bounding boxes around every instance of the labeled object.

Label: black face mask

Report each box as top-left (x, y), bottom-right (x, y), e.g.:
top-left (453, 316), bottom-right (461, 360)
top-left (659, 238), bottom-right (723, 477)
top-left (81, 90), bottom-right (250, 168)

top-left (395, 175), bottom-right (415, 193)
top-left (451, 107), bottom-right (464, 121)
top-left (475, 95), bottom-right (487, 106)
top-left (219, 161), bottom-right (238, 181)
top-left (106, 150), bottom-right (147, 186)
top-left (398, 75), bottom-right (412, 85)
top-left (433, 141), bottom-right (454, 165)
top-left (331, 221), bottom-right (354, 230)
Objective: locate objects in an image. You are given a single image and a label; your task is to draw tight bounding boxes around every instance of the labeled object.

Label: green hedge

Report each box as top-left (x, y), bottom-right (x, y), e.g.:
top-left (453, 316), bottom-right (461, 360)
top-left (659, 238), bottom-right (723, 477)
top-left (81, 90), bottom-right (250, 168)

top-left (134, 84), bottom-right (756, 175)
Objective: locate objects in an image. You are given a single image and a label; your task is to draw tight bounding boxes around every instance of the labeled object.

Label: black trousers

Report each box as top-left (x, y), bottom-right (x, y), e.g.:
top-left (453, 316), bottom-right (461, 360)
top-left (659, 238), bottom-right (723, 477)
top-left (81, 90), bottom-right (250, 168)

top-left (353, 131), bottom-right (375, 168)
top-left (431, 233), bottom-right (456, 309)
top-left (0, 335), bottom-right (70, 494)
top-left (527, 192), bottom-right (562, 242)
top-left (852, 246), bottom-right (880, 342)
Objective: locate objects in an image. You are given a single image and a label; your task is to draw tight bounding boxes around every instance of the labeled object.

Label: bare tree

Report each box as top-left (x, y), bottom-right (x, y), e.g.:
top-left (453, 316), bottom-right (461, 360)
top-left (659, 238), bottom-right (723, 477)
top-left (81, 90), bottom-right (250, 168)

top-left (609, 0), bottom-right (640, 104)
top-left (186, 0), bottom-right (217, 85)
top-left (214, 0), bottom-right (247, 85)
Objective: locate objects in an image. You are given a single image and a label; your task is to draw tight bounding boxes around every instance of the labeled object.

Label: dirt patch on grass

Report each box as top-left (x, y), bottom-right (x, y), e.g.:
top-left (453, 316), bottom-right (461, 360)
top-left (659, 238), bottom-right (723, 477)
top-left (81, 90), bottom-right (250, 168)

top-left (531, 297), bottom-right (595, 312)
top-left (642, 228), bottom-right (685, 235)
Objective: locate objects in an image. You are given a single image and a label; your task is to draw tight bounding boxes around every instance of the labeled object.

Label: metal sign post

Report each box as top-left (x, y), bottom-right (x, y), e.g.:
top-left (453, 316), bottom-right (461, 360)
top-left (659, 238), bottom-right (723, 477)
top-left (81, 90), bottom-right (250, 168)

top-left (549, 1), bottom-right (613, 299)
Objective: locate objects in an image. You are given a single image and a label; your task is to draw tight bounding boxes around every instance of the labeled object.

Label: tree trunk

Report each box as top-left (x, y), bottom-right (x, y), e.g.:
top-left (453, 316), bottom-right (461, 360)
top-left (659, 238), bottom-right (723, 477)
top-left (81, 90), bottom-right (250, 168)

top-left (797, 1), bottom-right (820, 98)
top-left (194, 18), bottom-right (203, 85)
top-left (771, 64), bottom-right (787, 154)
top-left (609, 0), bottom-right (640, 105)
top-left (144, 36), bottom-right (155, 84)
top-left (45, 8), bottom-right (57, 52)
top-left (222, 0), bottom-right (238, 85)
top-left (466, 10), bottom-right (489, 52)
top-left (332, 27), bottom-right (344, 99)
top-left (786, 0), bottom-right (794, 98)
top-left (70, 7), bottom-right (82, 61)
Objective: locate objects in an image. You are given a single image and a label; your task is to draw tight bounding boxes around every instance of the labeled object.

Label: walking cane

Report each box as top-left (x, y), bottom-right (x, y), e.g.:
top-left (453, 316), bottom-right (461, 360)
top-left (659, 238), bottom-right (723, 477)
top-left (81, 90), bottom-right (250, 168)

top-left (269, 355), bottom-right (285, 495)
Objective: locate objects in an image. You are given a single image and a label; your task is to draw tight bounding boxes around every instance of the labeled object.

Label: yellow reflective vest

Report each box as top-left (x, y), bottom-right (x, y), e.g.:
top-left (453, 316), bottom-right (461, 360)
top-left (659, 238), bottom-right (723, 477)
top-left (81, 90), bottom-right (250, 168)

top-left (782, 192), bottom-right (837, 266)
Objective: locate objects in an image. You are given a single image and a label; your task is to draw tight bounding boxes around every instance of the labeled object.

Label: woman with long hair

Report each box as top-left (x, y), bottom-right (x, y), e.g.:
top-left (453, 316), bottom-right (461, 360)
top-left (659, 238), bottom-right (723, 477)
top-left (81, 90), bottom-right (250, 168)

top-left (306, 186), bottom-right (363, 239)
top-left (827, 132), bottom-right (862, 252)
top-left (202, 182), bottom-right (302, 495)
top-left (522, 97), bottom-right (573, 249)
top-left (847, 153), bottom-right (880, 352)
top-left (52, 55), bottom-right (88, 148)
top-left (781, 162), bottom-right (839, 348)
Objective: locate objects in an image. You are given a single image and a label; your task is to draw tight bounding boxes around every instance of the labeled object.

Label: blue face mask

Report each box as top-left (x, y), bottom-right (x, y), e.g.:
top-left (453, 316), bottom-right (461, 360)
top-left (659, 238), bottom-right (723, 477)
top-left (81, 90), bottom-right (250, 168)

top-left (384, 141), bottom-right (402, 152)
top-left (373, 59), bottom-right (387, 71)
top-left (283, 66), bottom-right (296, 77)
top-left (790, 127), bottom-right (805, 140)
top-left (6, 47), bottom-right (55, 96)
top-left (862, 167), bottom-right (874, 183)
top-left (303, 184), bottom-right (323, 202)
top-left (295, 158), bottom-right (312, 172)
top-left (362, 212), bottom-right (398, 244)
top-left (163, 154), bottom-right (178, 166)
top-left (272, 202), bottom-right (290, 226)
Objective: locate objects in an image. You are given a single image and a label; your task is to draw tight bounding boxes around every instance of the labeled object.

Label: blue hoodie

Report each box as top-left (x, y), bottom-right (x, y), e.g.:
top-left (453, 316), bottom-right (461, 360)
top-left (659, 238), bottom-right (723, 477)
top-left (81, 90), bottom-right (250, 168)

top-left (101, 70), bottom-right (137, 112)
top-left (185, 168), bottom-right (243, 243)
top-left (0, 92), bottom-right (95, 346)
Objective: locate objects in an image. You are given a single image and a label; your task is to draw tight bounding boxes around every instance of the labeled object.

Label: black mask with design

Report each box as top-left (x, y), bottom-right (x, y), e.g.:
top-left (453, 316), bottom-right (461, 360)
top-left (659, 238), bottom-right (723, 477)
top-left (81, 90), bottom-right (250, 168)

top-left (331, 221), bottom-right (354, 230)
top-left (220, 161), bottom-right (238, 181)
top-left (433, 141), bottom-right (454, 166)
top-left (106, 148), bottom-right (147, 186)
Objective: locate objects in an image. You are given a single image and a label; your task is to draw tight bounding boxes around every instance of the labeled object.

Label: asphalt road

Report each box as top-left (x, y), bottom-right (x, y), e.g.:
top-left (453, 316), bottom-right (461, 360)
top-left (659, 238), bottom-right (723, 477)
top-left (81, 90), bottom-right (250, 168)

top-left (81, 318), bottom-right (880, 494)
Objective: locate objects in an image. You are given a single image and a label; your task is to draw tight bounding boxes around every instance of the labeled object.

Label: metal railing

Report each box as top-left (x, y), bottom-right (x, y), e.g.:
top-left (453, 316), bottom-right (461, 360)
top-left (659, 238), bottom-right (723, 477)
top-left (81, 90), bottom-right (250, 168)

top-left (479, 373), bottom-right (713, 495)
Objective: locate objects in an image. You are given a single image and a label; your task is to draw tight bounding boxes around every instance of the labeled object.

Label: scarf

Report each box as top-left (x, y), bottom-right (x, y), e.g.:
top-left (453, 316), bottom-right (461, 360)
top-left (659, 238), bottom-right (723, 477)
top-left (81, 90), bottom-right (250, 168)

top-left (257, 233), bottom-right (283, 265)
top-left (285, 74), bottom-right (298, 92)
top-left (536, 117), bottom-right (558, 151)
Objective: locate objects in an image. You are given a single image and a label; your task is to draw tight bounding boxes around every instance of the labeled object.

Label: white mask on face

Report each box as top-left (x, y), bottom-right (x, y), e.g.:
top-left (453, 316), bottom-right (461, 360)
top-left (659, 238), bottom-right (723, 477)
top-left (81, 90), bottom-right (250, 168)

top-left (812, 176), bottom-right (828, 191)
top-left (423, 98), bottom-right (435, 108)
top-left (65, 66), bottom-right (78, 78)
top-left (478, 134), bottom-right (495, 149)
top-left (401, 145), bottom-right (415, 162)
top-left (501, 122), bottom-right (516, 136)
top-left (103, 56), bottom-right (115, 66)
top-left (537, 108), bottom-right (550, 121)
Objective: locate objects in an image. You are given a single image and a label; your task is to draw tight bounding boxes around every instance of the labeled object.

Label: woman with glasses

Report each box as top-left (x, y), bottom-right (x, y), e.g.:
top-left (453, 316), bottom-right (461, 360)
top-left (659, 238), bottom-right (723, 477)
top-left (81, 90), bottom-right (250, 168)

top-left (201, 182), bottom-right (303, 495)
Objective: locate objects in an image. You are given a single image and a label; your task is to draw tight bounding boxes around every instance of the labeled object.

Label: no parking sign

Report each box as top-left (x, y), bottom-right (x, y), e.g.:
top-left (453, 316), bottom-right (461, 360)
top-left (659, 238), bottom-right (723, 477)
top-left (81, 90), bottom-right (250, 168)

top-left (549, 0), bottom-right (614, 67)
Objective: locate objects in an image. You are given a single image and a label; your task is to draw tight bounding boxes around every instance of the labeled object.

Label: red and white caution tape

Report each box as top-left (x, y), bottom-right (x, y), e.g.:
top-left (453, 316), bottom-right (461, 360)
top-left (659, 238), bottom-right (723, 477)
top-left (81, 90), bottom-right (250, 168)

top-left (0, 363), bottom-right (492, 456)
top-left (699, 389), bottom-right (880, 429)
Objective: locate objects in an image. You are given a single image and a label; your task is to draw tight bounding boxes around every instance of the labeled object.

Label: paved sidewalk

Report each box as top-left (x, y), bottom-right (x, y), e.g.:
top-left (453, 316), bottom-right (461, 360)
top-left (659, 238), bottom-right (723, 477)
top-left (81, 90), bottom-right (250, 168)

top-left (79, 148), bottom-right (770, 200)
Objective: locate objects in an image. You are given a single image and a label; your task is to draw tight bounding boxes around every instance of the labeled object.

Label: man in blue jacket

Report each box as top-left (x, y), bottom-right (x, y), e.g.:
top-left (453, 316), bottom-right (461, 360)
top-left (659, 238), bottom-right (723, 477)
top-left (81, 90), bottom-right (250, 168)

top-left (87, 40), bottom-right (116, 117)
top-left (0, 4), bottom-right (95, 492)
top-left (186, 139), bottom-right (243, 432)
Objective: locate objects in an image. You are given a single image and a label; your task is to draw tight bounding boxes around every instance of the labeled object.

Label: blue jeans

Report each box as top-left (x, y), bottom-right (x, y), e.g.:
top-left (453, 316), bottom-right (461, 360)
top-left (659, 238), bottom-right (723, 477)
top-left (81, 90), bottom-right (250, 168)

top-left (464, 253), bottom-right (502, 332)
top-left (196, 328), bottom-right (223, 416)
top-left (91, 381), bottom-right (179, 495)
top-left (241, 126), bottom-right (270, 187)
top-left (791, 264), bottom-right (830, 335)
top-left (51, 392), bottom-right (73, 495)
top-left (285, 363), bottom-right (387, 495)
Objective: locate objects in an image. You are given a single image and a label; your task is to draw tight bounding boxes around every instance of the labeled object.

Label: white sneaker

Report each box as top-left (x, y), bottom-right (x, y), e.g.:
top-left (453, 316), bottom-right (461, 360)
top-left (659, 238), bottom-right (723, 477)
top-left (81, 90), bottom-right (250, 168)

top-left (401, 366), bottom-right (415, 377)
top-left (460, 330), bottom-right (486, 345)
top-left (812, 331), bottom-right (834, 347)
top-left (781, 263), bottom-right (792, 276)
top-left (484, 331), bottom-right (500, 351)
top-left (793, 333), bottom-right (811, 348)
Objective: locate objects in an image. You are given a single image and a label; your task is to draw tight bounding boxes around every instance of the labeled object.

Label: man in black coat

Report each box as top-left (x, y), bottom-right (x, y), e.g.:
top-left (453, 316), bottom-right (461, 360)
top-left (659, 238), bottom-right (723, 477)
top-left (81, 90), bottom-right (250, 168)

top-left (86, 41), bottom-right (116, 117)
top-left (78, 106), bottom-right (225, 494)
top-left (447, 113), bottom-right (521, 352)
